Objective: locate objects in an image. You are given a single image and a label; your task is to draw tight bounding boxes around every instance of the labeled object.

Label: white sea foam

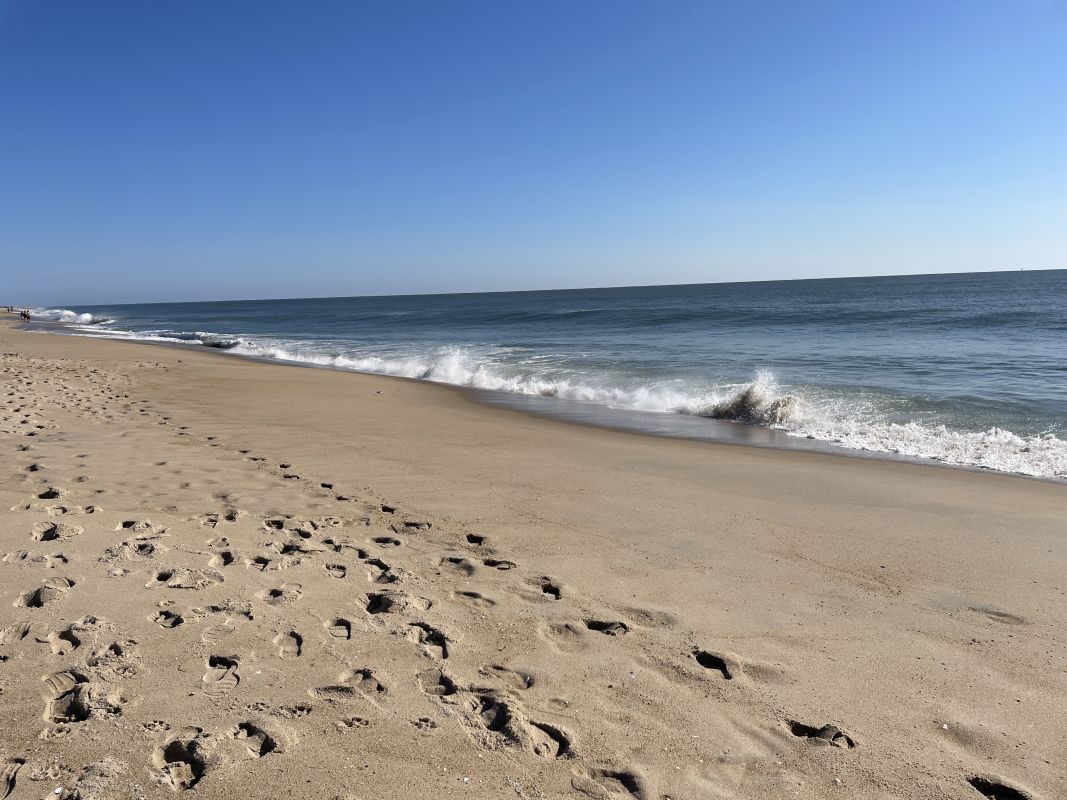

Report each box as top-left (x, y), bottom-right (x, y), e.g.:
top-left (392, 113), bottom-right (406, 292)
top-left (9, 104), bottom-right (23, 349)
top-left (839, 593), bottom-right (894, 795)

top-left (790, 418), bottom-right (1067, 478)
top-left (224, 342), bottom-right (1067, 478)
top-left (43, 322), bottom-right (1067, 480)
top-left (29, 307), bottom-right (98, 324)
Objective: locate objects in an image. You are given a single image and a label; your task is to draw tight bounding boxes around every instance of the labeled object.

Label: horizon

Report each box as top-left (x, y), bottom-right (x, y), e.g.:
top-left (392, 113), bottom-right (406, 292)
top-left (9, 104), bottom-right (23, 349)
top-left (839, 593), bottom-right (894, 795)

top-left (3, 1), bottom-right (1066, 305)
top-left (20, 265), bottom-right (1064, 311)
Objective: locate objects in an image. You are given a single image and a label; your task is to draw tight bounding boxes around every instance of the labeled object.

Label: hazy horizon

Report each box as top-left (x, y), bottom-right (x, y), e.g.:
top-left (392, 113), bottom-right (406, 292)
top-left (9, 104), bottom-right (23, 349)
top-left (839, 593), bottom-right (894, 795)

top-left (8, 265), bottom-right (1057, 311)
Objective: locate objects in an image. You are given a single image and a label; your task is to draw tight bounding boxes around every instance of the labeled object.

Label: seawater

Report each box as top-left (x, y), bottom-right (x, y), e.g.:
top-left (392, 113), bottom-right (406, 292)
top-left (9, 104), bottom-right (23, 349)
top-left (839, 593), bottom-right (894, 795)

top-left (27, 270), bottom-right (1067, 479)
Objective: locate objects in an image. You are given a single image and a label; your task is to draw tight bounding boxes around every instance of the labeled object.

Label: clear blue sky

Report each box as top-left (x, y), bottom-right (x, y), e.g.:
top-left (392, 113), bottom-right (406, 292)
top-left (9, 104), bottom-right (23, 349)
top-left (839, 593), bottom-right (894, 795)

top-left (1, 0), bottom-right (1065, 304)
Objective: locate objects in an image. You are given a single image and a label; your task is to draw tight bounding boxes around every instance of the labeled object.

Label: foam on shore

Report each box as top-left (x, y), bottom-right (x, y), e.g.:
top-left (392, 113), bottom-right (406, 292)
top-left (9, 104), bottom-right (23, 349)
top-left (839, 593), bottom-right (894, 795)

top-left (27, 309), bottom-right (1067, 479)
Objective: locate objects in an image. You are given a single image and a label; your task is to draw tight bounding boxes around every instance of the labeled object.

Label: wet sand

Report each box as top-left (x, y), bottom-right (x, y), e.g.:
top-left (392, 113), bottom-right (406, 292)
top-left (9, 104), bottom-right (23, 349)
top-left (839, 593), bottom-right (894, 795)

top-left (1, 316), bottom-right (1064, 800)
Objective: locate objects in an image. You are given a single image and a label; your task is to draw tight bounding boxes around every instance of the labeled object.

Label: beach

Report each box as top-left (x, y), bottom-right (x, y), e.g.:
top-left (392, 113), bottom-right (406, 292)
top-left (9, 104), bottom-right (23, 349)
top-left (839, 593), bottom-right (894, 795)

top-left (1, 315), bottom-right (1064, 800)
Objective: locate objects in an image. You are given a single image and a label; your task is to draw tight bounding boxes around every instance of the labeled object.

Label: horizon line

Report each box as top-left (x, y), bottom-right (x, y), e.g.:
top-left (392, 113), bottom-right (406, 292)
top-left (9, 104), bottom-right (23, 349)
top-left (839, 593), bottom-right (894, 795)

top-left (27, 264), bottom-right (1067, 309)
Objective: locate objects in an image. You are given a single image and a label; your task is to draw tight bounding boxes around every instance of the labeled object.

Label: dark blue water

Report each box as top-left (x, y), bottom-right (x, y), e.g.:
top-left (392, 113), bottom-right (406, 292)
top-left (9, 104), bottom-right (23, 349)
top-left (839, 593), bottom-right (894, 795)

top-left (30, 270), bottom-right (1067, 478)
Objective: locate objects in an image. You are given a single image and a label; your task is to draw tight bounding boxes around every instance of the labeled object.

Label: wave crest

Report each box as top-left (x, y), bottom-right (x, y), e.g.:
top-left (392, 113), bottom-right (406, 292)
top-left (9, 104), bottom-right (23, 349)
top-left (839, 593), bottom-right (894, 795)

top-left (692, 374), bottom-right (799, 425)
top-left (39, 320), bottom-right (1067, 479)
top-left (29, 307), bottom-right (99, 324)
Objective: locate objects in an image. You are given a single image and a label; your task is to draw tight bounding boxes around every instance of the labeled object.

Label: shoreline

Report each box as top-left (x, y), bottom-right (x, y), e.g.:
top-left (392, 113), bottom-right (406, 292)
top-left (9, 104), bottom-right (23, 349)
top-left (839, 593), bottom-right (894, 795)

top-left (21, 318), bottom-right (1064, 485)
top-left (1, 317), bottom-right (1064, 799)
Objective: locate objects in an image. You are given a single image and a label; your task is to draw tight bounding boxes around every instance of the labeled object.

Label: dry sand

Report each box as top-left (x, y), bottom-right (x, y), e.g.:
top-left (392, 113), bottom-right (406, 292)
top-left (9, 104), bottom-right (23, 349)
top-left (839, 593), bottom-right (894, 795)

top-left (0, 317), bottom-right (1064, 800)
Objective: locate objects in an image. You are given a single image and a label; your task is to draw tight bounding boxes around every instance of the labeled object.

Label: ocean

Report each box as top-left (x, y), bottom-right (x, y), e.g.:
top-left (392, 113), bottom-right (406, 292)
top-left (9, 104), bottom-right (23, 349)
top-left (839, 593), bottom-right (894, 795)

top-left (26, 270), bottom-right (1067, 480)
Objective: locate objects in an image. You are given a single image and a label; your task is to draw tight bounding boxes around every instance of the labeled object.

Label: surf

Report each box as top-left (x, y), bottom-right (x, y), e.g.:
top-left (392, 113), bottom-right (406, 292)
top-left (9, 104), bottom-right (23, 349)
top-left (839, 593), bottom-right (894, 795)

top-left (21, 271), bottom-right (1067, 481)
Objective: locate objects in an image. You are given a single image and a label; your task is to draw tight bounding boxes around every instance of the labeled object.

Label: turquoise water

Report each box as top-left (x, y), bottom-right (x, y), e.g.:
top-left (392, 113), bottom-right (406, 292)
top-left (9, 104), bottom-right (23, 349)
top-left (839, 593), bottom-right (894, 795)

top-left (29, 270), bottom-right (1067, 478)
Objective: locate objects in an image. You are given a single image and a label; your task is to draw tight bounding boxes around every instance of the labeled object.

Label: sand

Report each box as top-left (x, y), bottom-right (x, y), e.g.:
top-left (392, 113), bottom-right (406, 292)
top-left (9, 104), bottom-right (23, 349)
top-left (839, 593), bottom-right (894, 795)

top-left (0, 316), bottom-right (1064, 800)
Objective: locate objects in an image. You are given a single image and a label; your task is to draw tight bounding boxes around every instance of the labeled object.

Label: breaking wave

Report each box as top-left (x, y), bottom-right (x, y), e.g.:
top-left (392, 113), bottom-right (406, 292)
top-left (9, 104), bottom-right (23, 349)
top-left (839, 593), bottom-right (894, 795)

top-left (27, 307), bottom-right (107, 325)
top-left (31, 316), bottom-right (1067, 480)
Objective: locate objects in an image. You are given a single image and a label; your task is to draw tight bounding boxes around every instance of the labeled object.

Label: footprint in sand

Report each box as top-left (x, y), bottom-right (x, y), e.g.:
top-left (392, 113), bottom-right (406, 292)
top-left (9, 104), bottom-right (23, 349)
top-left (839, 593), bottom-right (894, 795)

top-left (393, 519), bottom-right (431, 532)
top-left (482, 664), bottom-right (535, 690)
top-left (256, 583), bottom-right (302, 605)
top-left (534, 577), bottom-right (563, 600)
top-left (202, 656), bottom-right (240, 697)
top-left (542, 622), bottom-right (588, 650)
top-left (967, 777), bottom-right (1034, 800)
top-left (1, 758), bottom-right (25, 800)
top-left (322, 537), bottom-right (360, 555)
top-left (208, 551), bottom-right (234, 568)
top-left (271, 703), bottom-right (312, 719)
top-left (116, 539), bottom-right (160, 562)
top-left (417, 668), bottom-right (457, 697)
top-left (584, 619), bottom-right (629, 636)
top-left (438, 556), bottom-right (478, 577)
top-left (364, 558), bottom-right (396, 584)
top-left (453, 590), bottom-right (496, 608)
top-left (465, 693), bottom-right (573, 759)
top-left (31, 521), bottom-right (81, 542)
top-left (41, 627), bottom-right (80, 655)
top-left (47, 553), bottom-right (69, 568)
top-left (115, 519), bottom-right (166, 534)
top-left (324, 617), bottom-right (351, 639)
top-left (152, 610), bottom-right (184, 628)
top-left (43, 669), bottom-right (86, 698)
top-left (273, 630), bottom-right (302, 658)
top-left (232, 722), bottom-right (278, 758)
top-left (201, 618), bottom-right (238, 646)
top-left (270, 541), bottom-right (311, 557)
top-left (527, 721), bottom-right (572, 759)
top-left (310, 668), bottom-right (387, 702)
top-left (45, 504), bottom-right (99, 516)
top-left (788, 720), bottom-right (856, 748)
top-left (246, 555), bottom-right (271, 571)
top-left (85, 641), bottom-right (139, 680)
top-left (44, 682), bottom-right (92, 724)
top-left (516, 575), bottom-right (562, 601)
top-left (14, 577), bottom-right (74, 608)
top-left (407, 622), bottom-right (450, 659)
top-left (335, 716), bottom-right (370, 731)
top-left (693, 649), bottom-right (734, 680)
top-left (146, 568), bottom-right (223, 590)
top-left (364, 591), bottom-right (398, 615)
top-left (365, 591), bottom-right (431, 615)
top-left (0, 622), bottom-right (36, 646)
top-left (325, 563), bottom-right (346, 579)
top-left (152, 727), bottom-right (207, 792)
top-left (571, 767), bottom-right (648, 799)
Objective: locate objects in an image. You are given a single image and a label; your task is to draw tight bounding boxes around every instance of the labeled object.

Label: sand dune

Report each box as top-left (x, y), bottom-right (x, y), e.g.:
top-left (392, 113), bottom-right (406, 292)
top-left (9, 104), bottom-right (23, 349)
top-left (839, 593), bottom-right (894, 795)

top-left (0, 320), bottom-right (1064, 799)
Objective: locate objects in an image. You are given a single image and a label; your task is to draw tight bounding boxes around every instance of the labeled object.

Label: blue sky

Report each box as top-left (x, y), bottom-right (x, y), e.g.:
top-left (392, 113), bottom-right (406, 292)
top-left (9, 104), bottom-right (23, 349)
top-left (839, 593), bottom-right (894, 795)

top-left (1, 0), bottom-right (1065, 304)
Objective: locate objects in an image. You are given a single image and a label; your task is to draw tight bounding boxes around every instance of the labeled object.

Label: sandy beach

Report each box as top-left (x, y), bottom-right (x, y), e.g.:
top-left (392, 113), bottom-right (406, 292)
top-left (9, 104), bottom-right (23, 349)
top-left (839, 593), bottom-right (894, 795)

top-left (1, 316), bottom-right (1063, 800)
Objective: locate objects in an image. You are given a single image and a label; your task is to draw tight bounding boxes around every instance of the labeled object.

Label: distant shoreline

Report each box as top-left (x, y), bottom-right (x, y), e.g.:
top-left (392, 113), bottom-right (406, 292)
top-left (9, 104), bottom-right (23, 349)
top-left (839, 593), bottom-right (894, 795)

top-left (21, 265), bottom-right (1067, 309)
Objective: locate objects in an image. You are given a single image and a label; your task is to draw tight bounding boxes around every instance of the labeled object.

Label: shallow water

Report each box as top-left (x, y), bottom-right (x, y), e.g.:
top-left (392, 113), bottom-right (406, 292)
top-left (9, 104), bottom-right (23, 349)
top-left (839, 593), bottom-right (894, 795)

top-left (29, 269), bottom-right (1067, 479)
